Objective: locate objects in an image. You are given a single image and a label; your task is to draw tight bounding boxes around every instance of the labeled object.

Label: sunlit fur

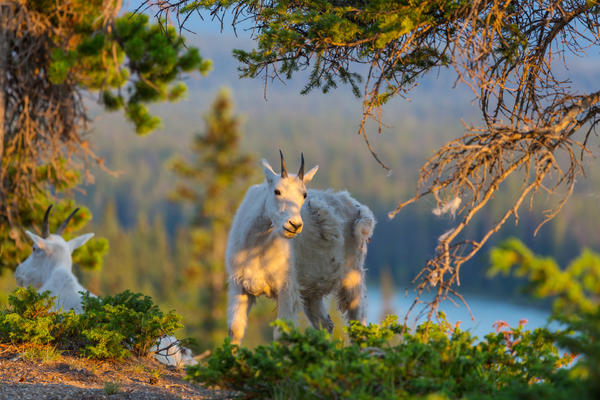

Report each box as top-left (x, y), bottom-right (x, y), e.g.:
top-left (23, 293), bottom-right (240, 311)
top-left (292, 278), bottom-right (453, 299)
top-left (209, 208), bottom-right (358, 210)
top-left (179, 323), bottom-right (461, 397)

top-left (14, 229), bottom-right (195, 367)
top-left (226, 157), bottom-right (375, 344)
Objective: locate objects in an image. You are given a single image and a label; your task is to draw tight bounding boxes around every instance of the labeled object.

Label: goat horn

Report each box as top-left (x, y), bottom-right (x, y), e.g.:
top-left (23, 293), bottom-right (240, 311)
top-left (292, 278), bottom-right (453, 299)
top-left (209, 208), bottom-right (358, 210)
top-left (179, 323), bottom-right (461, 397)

top-left (298, 152), bottom-right (305, 180)
top-left (279, 149), bottom-right (288, 178)
top-left (41, 205), bottom-right (53, 238)
top-left (56, 208), bottom-right (80, 235)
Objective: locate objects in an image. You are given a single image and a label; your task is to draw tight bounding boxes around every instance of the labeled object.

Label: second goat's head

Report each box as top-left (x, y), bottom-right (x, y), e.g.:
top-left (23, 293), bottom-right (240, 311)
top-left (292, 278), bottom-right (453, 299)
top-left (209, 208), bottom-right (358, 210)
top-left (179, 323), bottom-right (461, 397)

top-left (14, 205), bottom-right (94, 289)
top-left (262, 150), bottom-right (318, 239)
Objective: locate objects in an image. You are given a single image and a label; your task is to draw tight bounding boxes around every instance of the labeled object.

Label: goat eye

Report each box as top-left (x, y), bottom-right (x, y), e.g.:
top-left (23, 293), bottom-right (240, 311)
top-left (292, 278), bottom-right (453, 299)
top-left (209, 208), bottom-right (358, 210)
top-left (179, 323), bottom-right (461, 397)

top-left (303, 192), bottom-right (307, 199)
top-left (274, 189), bottom-right (281, 196)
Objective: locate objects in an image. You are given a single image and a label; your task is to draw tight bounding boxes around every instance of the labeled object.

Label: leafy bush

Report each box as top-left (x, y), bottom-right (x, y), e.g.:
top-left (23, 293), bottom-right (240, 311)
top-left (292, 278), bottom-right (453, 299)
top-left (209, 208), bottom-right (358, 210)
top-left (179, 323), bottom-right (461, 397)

top-left (0, 287), bottom-right (182, 360)
top-left (80, 291), bottom-right (182, 358)
top-left (187, 316), bottom-right (583, 399)
top-left (0, 287), bottom-right (61, 345)
top-left (188, 241), bottom-right (600, 399)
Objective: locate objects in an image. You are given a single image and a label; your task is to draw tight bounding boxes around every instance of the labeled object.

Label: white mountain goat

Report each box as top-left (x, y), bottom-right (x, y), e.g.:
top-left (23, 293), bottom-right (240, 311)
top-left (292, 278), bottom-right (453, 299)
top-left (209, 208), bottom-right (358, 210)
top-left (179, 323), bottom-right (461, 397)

top-left (14, 205), bottom-right (196, 367)
top-left (226, 151), bottom-right (375, 344)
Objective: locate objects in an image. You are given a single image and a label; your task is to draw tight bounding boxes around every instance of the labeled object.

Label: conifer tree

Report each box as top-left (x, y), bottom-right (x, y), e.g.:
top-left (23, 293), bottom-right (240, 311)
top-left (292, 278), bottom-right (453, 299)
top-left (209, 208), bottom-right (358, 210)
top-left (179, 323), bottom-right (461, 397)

top-left (0, 0), bottom-right (210, 271)
top-left (171, 89), bottom-right (255, 347)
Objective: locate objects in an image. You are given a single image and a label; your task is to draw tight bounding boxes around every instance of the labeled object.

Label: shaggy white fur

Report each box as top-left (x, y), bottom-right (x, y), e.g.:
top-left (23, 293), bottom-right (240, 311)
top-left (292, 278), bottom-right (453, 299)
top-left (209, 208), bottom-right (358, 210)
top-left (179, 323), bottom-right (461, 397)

top-left (226, 155), bottom-right (375, 344)
top-left (15, 231), bottom-right (93, 314)
top-left (14, 228), bottom-right (195, 368)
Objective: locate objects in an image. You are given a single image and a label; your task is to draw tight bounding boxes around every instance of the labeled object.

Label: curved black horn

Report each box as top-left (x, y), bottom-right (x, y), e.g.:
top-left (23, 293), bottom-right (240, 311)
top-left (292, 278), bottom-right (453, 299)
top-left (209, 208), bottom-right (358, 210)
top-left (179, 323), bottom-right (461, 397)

top-left (298, 152), bottom-right (305, 180)
top-left (56, 208), bottom-right (80, 235)
top-left (279, 149), bottom-right (288, 178)
top-left (41, 205), bottom-right (53, 238)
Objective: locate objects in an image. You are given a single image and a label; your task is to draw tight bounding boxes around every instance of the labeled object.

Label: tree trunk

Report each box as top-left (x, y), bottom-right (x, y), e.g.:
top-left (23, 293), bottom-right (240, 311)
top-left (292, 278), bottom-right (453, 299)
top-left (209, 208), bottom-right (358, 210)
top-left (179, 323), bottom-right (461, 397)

top-left (0, 5), bottom-right (7, 169)
top-left (0, 2), bottom-right (11, 221)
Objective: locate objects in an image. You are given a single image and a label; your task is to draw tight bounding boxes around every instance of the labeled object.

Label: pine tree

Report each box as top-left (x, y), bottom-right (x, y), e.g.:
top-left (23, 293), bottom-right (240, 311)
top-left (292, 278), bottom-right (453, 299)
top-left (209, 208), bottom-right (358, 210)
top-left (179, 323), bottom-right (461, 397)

top-left (171, 89), bottom-right (256, 347)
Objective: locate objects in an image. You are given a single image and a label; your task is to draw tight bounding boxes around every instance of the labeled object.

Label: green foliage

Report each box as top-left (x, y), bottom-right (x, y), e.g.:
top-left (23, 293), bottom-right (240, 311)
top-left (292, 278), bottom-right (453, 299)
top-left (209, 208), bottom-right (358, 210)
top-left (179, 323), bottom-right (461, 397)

top-left (489, 238), bottom-right (600, 318)
top-left (0, 288), bottom-right (59, 345)
top-left (106, 12), bottom-right (211, 134)
top-left (43, 8), bottom-right (211, 135)
top-left (188, 242), bottom-right (600, 399)
top-left (555, 307), bottom-right (600, 399)
top-left (165, 0), bottom-right (467, 99)
top-left (80, 291), bottom-right (183, 358)
top-left (0, 287), bottom-right (182, 360)
top-left (187, 316), bottom-right (580, 399)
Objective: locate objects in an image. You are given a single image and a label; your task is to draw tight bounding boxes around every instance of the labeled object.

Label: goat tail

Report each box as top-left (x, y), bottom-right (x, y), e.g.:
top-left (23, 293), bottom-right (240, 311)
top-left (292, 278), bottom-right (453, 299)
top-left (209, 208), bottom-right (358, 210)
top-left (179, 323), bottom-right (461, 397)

top-left (353, 204), bottom-right (376, 245)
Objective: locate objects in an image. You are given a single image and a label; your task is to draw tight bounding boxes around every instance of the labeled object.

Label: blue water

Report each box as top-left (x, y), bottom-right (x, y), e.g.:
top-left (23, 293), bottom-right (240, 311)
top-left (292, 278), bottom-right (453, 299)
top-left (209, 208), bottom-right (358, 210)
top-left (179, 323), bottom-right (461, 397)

top-left (366, 287), bottom-right (554, 339)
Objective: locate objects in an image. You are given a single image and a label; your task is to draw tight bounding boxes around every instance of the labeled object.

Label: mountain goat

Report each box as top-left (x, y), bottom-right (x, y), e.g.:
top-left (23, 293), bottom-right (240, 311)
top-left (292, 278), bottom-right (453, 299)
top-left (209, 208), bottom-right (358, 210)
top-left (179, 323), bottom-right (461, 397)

top-left (226, 151), bottom-right (375, 344)
top-left (14, 205), bottom-right (196, 367)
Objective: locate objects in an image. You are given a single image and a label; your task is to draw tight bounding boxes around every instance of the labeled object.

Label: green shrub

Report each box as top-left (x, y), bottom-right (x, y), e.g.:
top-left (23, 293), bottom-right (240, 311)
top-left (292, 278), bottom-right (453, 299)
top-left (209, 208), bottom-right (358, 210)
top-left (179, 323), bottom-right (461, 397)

top-left (79, 291), bottom-right (183, 358)
top-left (0, 287), bottom-right (183, 360)
top-left (188, 241), bottom-right (600, 399)
top-left (187, 316), bottom-right (582, 399)
top-left (0, 288), bottom-right (61, 344)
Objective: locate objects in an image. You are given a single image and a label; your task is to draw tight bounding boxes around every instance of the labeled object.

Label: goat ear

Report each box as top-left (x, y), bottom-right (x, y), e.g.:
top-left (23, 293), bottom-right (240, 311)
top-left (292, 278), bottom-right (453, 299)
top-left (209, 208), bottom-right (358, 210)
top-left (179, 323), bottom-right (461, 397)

top-left (25, 230), bottom-right (47, 250)
top-left (303, 165), bottom-right (319, 183)
top-left (67, 233), bottom-right (94, 253)
top-left (262, 158), bottom-right (277, 185)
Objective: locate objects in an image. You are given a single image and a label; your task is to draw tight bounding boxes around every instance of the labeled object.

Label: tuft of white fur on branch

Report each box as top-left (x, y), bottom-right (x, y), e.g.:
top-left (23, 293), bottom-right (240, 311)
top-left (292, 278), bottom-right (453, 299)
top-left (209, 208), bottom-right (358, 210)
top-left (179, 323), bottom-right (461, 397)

top-left (226, 151), bottom-right (376, 344)
top-left (432, 196), bottom-right (461, 218)
top-left (14, 205), bottom-right (196, 368)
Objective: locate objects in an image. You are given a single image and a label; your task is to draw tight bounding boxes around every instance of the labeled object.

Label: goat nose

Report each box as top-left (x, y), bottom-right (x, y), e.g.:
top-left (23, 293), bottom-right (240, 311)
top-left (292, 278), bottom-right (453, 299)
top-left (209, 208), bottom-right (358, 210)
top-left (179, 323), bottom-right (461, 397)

top-left (289, 220), bottom-right (302, 231)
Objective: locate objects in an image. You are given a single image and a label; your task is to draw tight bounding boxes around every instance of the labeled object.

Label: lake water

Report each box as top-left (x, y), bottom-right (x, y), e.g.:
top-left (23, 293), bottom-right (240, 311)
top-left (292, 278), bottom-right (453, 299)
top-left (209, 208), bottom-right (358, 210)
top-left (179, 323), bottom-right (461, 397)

top-left (366, 286), bottom-right (554, 338)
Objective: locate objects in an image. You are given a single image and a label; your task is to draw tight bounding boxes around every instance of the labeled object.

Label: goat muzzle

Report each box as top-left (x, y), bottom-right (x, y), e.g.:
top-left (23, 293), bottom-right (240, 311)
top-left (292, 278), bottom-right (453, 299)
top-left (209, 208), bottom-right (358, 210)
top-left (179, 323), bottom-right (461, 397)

top-left (283, 221), bottom-right (302, 238)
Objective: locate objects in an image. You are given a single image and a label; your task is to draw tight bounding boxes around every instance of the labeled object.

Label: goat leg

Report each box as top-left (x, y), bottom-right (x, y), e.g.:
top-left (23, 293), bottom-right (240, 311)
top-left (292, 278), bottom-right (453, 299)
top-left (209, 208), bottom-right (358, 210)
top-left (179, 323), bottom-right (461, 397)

top-left (227, 283), bottom-right (255, 345)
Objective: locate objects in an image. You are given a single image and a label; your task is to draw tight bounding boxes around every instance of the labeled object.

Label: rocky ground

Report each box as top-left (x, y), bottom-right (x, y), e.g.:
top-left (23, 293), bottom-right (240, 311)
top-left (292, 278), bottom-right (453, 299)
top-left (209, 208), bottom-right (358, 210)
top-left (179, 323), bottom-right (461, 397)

top-left (0, 344), bottom-right (234, 400)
